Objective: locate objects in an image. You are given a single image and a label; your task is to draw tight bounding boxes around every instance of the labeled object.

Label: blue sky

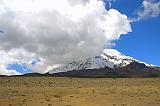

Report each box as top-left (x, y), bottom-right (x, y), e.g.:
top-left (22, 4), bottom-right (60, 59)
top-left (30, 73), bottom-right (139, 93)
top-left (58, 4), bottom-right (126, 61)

top-left (106, 0), bottom-right (160, 66)
top-left (7, 63), bottom-right (32, 73)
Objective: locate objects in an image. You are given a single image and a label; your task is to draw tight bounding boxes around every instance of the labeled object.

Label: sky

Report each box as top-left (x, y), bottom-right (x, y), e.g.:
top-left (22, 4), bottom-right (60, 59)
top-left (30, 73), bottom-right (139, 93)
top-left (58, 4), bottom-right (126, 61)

top-left (108, 0), bottom-right (160, 66)
top-left (0, 0), bottom-right (159, 75)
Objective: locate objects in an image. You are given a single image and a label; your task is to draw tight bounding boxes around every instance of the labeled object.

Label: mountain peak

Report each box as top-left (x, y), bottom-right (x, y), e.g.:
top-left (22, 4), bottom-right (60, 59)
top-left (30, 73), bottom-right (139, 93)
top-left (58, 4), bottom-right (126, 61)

top-left (100, 49), bottom-right (136, 68)
top-left (49, 49), bottom-right (140, 74)
top-left (102, 49), bottom-right (121, 55)
top-left (102, 49), bottom-right (134, 60)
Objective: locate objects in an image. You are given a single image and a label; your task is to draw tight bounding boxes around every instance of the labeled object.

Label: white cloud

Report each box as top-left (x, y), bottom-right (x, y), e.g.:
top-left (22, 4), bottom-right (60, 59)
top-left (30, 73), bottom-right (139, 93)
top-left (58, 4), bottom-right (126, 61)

top-left (0, 0), bottom-right (132, 75)
top-left (105, 0), bottom-right (119, 8)
top-left (0, 49), bottom-right (26, 75)
top-left (136, 0), bottom-right (160, 21)
top-left (0, 68), bottom-right (21, 76)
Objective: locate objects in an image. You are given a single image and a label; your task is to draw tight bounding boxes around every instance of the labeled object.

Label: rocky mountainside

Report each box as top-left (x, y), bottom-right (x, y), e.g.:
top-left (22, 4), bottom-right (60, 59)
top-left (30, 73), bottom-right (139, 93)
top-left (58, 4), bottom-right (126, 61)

top-left (46, 49), bottom-right (160, 78)
top-left (51, 62), bottom-right (160, 78)
top-left (49, 49), bottom-right (152, 74)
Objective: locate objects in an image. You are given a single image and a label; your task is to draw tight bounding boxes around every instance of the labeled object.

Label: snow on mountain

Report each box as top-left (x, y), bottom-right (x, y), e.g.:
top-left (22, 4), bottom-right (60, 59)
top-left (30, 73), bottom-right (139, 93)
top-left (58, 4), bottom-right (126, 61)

top-left (101, 49), bottom-right (136, 67)
top-left (49, 49), bottom-right (148, 74)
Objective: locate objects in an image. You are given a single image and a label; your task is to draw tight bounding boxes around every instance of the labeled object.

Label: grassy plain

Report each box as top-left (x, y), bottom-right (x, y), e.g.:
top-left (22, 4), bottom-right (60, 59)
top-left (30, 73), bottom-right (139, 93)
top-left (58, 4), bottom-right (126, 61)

top-left (0, 77), bottom-right (160, 106)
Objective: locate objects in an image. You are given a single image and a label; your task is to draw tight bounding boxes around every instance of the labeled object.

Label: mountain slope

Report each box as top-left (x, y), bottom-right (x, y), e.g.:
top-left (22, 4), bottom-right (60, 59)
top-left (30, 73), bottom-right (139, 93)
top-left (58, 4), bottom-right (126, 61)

top-left (49, 49), bottom-right (150, 74)
top-left (51, 62), bottom-right (160, 78)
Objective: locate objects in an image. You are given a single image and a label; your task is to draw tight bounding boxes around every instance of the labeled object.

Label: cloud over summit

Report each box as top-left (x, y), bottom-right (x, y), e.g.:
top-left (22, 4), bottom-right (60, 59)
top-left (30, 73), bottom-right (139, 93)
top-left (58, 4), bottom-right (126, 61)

top-left (0, 0), bottom-right (132, 75)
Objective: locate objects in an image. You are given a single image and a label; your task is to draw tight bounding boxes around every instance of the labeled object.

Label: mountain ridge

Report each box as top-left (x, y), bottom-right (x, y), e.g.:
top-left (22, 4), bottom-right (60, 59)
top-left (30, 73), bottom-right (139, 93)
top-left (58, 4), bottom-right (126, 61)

top-left (49, 49), bottom-right (154, 74)
top-left (50, 62), bottom-right (160, 78)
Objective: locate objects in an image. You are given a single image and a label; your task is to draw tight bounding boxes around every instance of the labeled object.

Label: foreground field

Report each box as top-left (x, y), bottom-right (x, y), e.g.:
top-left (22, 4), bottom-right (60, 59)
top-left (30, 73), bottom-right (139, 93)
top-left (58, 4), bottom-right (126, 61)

top-left (0, 77), bottom-right (160, 106)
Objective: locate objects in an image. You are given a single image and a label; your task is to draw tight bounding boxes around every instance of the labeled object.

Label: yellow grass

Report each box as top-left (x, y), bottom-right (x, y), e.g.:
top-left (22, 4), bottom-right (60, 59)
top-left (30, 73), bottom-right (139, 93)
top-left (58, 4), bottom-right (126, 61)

top-left (0, 77), bottom-right (160, 106)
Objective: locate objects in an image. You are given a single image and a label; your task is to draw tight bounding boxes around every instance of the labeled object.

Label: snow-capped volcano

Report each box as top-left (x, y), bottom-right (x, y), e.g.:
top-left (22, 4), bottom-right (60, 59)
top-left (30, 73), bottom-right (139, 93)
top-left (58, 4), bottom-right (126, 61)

top-left (100, 49), bottom-right (136, 67)
top-left (49, 49), bottom-right (143, 74)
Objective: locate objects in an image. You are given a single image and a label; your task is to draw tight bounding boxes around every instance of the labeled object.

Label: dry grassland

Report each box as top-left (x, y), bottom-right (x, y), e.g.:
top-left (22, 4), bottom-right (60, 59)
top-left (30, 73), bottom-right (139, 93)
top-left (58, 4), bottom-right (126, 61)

top-left (0, 77), bottom-right (160, 106)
